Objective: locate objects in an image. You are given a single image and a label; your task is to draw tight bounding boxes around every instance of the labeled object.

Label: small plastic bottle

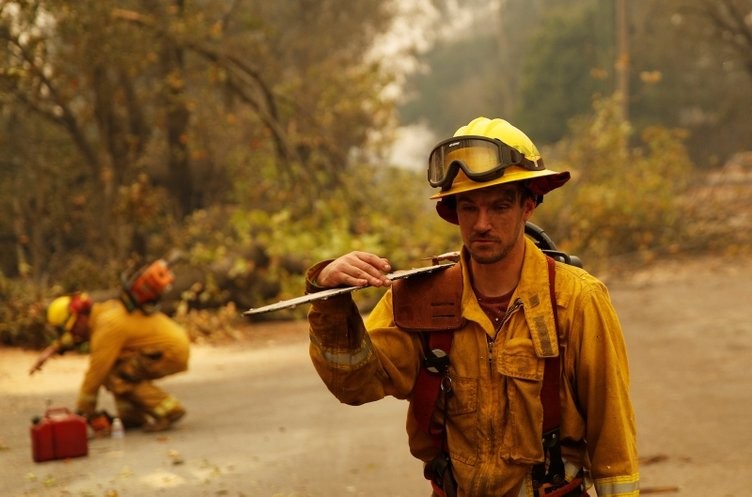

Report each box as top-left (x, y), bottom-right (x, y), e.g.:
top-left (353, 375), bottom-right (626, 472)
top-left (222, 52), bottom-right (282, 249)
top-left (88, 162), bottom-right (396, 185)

top-left (110, 417), bottom-right (125, 454)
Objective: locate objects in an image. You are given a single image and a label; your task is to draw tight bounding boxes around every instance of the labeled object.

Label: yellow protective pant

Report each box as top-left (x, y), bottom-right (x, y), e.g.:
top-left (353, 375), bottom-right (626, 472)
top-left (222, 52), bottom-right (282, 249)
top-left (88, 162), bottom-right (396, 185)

top-left (104, 349), bottom-right (186, 427)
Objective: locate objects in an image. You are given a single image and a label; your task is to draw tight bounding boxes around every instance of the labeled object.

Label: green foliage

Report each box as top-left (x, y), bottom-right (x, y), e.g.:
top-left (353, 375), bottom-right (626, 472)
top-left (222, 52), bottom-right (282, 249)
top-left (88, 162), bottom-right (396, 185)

top-left (175, 163), bottom-right (460, 317)
top-left (0, 0), bottom-right (399, 283)
top-left (535, 95), bottom-right (695, 269)
top-left (627, 0), bottom-right (752, 168)
top-left (399, 0), bottom-right (751, 168)
top-left (515, 0), bottom-right (613, 143)
top-left (0, 0), bottom-right (407, 344)
top-left (51, 256), bottom-right (122, 294)
top-left (0, 273), bottom-right (50, 347)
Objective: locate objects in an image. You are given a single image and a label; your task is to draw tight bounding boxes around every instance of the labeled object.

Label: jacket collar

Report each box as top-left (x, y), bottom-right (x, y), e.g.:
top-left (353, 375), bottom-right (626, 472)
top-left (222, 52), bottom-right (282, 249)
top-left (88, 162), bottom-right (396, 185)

top-left (459, 236), bottom-right (559, 357)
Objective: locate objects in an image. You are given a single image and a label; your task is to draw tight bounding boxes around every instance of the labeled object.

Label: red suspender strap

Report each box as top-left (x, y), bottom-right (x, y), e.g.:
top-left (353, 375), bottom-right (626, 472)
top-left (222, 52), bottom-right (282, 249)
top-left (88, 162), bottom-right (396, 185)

top-left (533, 256), bottom-right (571, 490)
top-left (413, 331), bottom-right (454, 447)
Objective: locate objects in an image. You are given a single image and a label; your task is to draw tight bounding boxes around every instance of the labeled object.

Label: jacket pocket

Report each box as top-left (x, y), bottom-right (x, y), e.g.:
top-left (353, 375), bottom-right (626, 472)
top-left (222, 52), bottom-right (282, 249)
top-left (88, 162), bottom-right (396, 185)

top-left (496, 338), bottom-right (545, 463)
top-left (441, 374), bottom-right (479, 466)
top-left (445, 375), bottom-right (478, 416)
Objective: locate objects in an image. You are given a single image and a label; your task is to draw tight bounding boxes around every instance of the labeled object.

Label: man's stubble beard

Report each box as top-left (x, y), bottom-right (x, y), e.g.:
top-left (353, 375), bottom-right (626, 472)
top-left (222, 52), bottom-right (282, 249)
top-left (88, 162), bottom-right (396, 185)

top-left (468, 223), bottom-right (524, 265)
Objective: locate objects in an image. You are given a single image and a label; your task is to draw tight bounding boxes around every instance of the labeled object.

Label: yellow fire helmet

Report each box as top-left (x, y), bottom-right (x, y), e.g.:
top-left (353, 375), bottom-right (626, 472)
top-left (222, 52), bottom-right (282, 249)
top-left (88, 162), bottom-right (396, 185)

top-left (47, 296), bottom-right (74, 330)
top-left (47, 293), bottom-right (93, 332)
top-left (428, 117), bottom-right (570, 224)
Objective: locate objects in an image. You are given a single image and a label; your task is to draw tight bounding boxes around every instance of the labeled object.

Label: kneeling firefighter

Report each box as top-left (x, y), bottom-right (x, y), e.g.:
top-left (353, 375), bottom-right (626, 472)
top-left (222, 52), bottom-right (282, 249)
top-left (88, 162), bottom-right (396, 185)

top-left (35, 259), bottom-right (190, 433)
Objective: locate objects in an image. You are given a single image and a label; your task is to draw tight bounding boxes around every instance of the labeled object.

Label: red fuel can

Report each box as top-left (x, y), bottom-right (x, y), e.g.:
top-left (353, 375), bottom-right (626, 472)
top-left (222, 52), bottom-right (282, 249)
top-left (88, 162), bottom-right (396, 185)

top-left (30, 407), bottom-right (88, 463)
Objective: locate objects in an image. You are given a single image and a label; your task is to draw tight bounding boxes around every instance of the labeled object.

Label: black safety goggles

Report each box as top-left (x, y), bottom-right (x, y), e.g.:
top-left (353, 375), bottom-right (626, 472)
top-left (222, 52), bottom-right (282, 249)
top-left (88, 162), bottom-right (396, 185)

top-left (427, 135), bottom-right (545, 191)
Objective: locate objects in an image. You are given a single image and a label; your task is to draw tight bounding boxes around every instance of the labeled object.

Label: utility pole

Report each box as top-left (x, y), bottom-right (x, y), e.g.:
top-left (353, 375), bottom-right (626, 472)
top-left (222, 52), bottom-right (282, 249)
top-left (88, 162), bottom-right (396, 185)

top-left (615, 0), bottom-right (630, 123)
top-left (495, 0), bottom-right (514, 113)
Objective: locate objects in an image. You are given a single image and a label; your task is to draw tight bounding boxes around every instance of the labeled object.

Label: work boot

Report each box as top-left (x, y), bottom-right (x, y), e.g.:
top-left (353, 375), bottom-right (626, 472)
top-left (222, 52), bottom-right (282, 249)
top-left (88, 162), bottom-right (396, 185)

top-left (143, 405), bottom-right (187, 433)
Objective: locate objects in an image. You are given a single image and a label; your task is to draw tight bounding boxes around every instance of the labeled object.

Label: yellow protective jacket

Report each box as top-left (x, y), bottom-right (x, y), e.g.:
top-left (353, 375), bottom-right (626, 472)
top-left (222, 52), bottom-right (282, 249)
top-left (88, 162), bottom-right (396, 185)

top-left (76, 299), bottom-right (190, 414)
top-left (307, 238), bottom-right (639, 497)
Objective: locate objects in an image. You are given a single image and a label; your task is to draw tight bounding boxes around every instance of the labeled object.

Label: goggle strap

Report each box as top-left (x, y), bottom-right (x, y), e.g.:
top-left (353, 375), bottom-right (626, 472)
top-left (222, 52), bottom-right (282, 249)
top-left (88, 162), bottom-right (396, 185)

top-left (506, 147), bottom-right (543, 170)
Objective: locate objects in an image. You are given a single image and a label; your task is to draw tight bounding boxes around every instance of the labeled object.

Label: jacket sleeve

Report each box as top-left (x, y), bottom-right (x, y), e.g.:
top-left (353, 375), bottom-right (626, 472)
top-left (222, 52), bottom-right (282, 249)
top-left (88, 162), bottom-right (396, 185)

top-left (568, 278), bottom-right (640, 496)
top-left (76, 312), bottom-right (127, 415)
top-left (306, 261), bottom-right (421, 406)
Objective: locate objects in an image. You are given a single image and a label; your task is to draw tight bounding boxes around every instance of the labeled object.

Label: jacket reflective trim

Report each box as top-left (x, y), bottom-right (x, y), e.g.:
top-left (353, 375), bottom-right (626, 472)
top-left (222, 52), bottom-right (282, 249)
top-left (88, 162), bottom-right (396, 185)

top-left (153, 396), bottom-right (180, 417)
top-left (563, 460), bottom-right (583, 483)
top-left (310, 334), bottom-right (374, 369)
top-left (517, 474), bottom-right (531, 497)
top-left (532, 314), bottom-right (555, 356)
top-left (594, 473), bottom-right (640, 496)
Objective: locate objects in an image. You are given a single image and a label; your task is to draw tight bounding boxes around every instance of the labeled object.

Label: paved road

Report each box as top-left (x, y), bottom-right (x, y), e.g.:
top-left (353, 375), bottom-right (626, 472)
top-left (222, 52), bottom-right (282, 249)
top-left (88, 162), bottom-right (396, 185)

top-left (0, 339), bottom-right (426, 497)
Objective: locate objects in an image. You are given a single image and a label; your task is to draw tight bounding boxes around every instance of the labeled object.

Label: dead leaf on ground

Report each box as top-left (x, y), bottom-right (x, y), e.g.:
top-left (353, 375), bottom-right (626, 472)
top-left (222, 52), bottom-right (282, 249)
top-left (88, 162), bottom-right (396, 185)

top-left (641, 486), bottom-right (680, 494)
top-left (639, 454), bottom-right (669, 465)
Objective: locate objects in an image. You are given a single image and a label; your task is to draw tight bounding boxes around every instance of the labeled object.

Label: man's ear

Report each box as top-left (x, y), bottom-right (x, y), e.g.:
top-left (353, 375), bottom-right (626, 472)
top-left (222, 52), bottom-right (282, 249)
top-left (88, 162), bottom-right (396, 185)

top-left (521, 196), bottom-right (536, 221)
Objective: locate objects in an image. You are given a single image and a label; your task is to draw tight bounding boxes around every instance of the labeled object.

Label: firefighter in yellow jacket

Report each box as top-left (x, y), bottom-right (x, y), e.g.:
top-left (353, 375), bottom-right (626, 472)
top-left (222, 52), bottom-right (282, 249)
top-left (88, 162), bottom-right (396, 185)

top-left (306, 117), bottom-right (639, 496)
top-left (34, 260), bottom-right (190, 433)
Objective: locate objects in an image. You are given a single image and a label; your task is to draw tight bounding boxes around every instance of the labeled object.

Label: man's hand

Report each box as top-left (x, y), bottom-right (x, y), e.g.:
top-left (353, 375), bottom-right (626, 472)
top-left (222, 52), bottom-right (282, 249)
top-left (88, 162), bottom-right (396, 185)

top-left (316, 251), bottom-right (392, 289)
top-left (87, 411), bottom-right (113, 438)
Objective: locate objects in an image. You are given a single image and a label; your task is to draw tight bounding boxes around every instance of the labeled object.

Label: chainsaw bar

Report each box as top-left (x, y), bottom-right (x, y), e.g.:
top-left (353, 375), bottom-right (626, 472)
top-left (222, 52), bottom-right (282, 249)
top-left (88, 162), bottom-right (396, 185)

top-left (243, 261), bottom-right (457, 316)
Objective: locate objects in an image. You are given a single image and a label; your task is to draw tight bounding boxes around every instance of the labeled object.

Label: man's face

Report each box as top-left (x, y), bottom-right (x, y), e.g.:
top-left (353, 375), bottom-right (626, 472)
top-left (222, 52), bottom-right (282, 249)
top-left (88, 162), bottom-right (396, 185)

top-left (455, 184), bottom-right (535, 264)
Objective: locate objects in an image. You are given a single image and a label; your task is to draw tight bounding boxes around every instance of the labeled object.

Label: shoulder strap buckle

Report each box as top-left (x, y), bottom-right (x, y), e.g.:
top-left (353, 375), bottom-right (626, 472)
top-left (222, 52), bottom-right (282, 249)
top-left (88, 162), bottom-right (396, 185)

top-left (424, 347), bottom-right (450, 375)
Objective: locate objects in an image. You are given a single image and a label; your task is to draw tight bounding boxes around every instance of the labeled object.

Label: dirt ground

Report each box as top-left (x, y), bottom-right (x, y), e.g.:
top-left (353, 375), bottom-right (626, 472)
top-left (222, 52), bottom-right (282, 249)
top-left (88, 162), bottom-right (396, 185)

top-left (1, 253), bottom-right (751, 496)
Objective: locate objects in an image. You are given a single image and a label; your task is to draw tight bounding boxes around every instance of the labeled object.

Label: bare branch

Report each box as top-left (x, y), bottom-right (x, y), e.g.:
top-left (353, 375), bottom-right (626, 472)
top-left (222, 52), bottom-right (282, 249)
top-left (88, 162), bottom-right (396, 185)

top-left (1, 30), bottom-right (99, 170)
top-left (700, 0), bottom-right (752, 74)
top-left (110, 7), bottom-right (300, 173)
